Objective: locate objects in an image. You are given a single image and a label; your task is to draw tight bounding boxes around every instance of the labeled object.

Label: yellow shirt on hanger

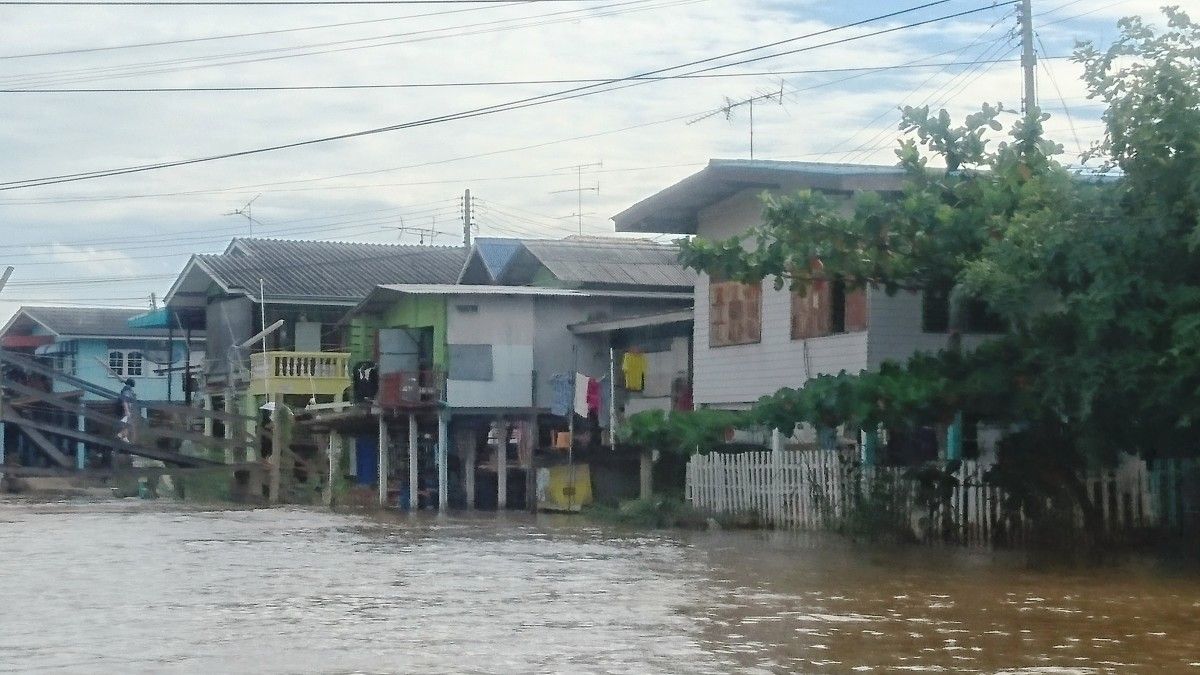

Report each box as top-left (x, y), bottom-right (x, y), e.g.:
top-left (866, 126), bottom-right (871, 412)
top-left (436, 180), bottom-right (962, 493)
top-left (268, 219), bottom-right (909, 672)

top-left (622, 351), bottom-right (648, 392)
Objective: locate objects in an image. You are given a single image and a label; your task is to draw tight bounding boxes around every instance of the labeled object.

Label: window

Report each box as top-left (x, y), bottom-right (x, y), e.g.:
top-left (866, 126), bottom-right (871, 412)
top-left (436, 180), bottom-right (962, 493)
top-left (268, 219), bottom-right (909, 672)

top-left (108, 349), bottom-right (147, 377)
top-left (709, 279), bottom-right (762, 347)
top-left (791, 280), bottom-right (868, 340)
top-left (921, 285), bottom-right (1006, 334)
top-left (448, 344), bottom-right (493, 381)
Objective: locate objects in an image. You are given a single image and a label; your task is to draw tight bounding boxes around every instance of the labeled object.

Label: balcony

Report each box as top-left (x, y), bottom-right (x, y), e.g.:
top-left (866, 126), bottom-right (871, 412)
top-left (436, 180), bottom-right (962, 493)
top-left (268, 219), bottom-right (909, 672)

top-left (248, 351), bottom-right (351, 398)
top-left (377, 370), bottom-right (445, 410)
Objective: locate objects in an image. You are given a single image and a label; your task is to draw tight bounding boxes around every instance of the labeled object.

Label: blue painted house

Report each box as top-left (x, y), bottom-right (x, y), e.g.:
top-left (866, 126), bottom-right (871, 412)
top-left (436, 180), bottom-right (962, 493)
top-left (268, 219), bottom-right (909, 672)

top-left (0, 306), bottom-right (203, 404)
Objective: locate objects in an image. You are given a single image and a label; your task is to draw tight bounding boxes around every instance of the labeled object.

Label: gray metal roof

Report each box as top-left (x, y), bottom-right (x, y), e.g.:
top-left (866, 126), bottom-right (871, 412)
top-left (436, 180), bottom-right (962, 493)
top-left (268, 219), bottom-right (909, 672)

top-left (191, 238), bottom-right (468, 303)
top-left (510, 237), bottom-right (696, 289)
top-left (3, 306), bottom-right (177, 338)
top-left (569, 308), bottom-right (694, 334)
top-left (612, 159), bottom-right (907, 234)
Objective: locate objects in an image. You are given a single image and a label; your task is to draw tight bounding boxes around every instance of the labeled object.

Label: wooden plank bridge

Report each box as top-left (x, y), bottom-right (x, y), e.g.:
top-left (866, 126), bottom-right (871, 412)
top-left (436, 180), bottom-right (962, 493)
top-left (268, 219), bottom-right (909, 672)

top-left (0, 350), bottom-right (255, 473)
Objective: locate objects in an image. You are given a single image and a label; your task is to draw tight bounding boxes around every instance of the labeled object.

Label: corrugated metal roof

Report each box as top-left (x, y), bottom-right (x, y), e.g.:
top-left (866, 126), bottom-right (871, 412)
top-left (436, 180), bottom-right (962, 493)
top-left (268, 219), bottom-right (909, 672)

top-left (377, 284), bottom-right (692, 299)
top-left (195, 238), bottom-right (468, 302)
top-left (612, 159), bottom-right (908, 234)
top-left (569, 308), bottom-right (694, 334)
top-left (517, 237), bottom-right (695, 289)
top-left (473, 237), bottom-right (524, 279)
top-left (6, 306), bottom-right (177, 338)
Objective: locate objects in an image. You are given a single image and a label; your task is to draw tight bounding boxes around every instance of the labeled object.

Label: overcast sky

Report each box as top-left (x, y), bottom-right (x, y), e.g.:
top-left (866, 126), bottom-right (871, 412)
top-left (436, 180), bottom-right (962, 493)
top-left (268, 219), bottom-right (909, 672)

top-left (0, 0), bottom-right (1170, 320)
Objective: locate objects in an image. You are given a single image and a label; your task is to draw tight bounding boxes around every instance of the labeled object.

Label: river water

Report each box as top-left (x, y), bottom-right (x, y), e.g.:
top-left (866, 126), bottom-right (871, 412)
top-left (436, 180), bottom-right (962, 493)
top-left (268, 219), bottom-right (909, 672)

top-left (1, 498), bottom-right (1198, 674)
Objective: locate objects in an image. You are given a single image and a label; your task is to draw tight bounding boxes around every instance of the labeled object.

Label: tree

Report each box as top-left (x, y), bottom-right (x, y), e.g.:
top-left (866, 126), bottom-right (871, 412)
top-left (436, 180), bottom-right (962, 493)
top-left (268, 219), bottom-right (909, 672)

top-left (679, 9), bottom-right (1200, 543)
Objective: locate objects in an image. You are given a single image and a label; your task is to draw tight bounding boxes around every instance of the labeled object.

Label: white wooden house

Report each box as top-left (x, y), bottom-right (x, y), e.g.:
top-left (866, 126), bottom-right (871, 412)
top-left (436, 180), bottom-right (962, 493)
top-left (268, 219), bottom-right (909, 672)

top-left (613, 159), bottom-right (1001, 415)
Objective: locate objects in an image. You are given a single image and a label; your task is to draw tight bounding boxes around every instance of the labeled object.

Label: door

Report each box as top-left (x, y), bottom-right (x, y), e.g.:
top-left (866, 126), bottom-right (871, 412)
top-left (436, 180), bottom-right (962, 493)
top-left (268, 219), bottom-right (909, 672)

top-left (355, 435), bottom-right (378, 486)
top-left (377, 328), bottom-right (420, 375)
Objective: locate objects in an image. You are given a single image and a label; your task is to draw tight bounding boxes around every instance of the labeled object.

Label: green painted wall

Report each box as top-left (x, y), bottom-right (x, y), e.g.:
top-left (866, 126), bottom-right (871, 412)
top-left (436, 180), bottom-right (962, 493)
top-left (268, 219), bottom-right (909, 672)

top-left (382, 295), bottom-right (449, 368)
top-left (349, 294), bottom-right (448, 368)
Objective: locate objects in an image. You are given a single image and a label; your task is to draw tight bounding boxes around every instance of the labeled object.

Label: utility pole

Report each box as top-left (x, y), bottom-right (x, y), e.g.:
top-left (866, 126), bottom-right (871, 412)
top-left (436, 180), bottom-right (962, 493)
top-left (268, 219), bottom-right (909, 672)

top-left (550, 161), bottom-right (601, 235)
top-left (462, 188), bottom-right (472, 248)
top-left (1019, 0), bottom-right (1037, 116)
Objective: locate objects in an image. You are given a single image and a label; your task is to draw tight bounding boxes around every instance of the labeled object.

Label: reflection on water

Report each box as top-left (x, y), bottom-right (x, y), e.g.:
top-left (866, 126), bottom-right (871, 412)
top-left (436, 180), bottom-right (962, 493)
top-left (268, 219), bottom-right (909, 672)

top-left (0, 498), bottom-right (1197, 674)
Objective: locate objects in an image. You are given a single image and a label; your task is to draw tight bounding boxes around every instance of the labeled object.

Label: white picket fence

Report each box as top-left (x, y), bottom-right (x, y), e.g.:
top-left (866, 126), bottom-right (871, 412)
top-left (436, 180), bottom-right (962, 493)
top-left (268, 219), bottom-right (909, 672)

top-left (685, 450), bottom-right (1190, 545)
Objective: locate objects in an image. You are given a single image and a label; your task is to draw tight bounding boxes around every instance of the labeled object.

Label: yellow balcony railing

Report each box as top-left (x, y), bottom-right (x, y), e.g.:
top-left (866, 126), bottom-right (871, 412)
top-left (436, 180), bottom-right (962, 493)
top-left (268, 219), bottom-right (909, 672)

top-left (248, 351), bottom-right (350, 398)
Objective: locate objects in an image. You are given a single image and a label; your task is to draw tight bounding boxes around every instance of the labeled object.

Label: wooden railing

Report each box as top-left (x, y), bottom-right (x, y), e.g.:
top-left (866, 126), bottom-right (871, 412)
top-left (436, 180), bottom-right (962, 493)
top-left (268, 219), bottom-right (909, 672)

top-left (248, 351), bottom-right (350, 397)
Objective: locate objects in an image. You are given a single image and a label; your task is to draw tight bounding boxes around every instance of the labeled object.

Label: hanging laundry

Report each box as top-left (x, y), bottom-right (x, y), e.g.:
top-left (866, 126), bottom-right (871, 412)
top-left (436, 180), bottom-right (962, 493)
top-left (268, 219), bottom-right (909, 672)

top-left (586, 377), bottom-right (601, 414)
top-left (622, 350), bottom-right (648, 391)
top-left (573, 372), bottom-right (590, 417)
top-left (597, 375), bottom-right (612, 428)
top-left (550, 373), bottom-right (573, 417)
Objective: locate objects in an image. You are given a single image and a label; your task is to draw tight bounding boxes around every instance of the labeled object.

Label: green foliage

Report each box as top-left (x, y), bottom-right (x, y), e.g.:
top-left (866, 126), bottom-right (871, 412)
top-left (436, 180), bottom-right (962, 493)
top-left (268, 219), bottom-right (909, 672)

top-left (680, 9), bottom-right (1200, 485)
top-left (619, 408), bottom-right (743, 455)
top-left (585, 496), bottom-right (711, 529)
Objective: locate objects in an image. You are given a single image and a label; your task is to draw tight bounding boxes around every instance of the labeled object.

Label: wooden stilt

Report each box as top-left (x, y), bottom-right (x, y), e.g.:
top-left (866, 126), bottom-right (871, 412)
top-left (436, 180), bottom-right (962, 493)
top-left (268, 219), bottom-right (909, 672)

top-left (223, 388), bottom-right (236, 465)
top-left (640, 451), bottom-right (653, 500)
top-left (462, 428), bottom-right (476, 510)
top-left (268, 395), bottom-right (281, 504)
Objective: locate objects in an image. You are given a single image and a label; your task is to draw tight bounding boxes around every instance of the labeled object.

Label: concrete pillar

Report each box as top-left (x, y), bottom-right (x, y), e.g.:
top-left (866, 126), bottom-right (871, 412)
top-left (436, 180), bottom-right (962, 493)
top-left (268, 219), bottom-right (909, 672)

top-left (946, 411), bottom-right (964, 461)
top-left (202, 393), bottom-right (213, 439)
top-left (325, 432), bottom-right (342, 508)
top-left (526, 414), bottom-right (538, 513)
top-left (407, 413), bottom-right (418, 511)
top-left (223, 388), bottom-right (236, 465)
top-left (0, 420), bottom-right (7, 466)
top-left (860, 427), bottom-right (878, 466)
top-left (268, 395), bottom-right (282, 504)
top-left (459, 427), bottom-right (476, 510)
top-left (496, 418), bottom-right (507, 510)
top-left (243, 395), bottom-right (259, 463)
top-left (639, 451), bottom-right (653, 500)
top-left (378, 415), bottom-right (390, 508)
top-left (76, 412), bottom-right (87, 470)
top-left (437, 411), bottom-right (449, 512)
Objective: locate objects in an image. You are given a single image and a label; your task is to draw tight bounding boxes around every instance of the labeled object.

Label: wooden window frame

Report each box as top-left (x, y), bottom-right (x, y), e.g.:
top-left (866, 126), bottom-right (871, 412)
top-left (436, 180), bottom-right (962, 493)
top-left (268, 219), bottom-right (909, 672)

top-left (792, 279), bottom-right (868, 340)
top-left (709, 278), bottom-right (762, 348)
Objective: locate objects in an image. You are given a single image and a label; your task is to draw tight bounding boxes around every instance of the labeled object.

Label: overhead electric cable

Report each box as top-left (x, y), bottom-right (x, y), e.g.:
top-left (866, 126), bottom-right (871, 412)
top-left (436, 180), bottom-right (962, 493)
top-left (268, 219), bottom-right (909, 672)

top-left (0, 1), bottom-right (1009, 191)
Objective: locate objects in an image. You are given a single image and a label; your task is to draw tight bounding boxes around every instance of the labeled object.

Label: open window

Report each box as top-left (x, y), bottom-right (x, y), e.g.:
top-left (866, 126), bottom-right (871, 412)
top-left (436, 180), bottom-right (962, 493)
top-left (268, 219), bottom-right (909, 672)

top-left (791, 279), bottom-right (868, 340)
top-left (921, 284), bottom-right (1006, 334)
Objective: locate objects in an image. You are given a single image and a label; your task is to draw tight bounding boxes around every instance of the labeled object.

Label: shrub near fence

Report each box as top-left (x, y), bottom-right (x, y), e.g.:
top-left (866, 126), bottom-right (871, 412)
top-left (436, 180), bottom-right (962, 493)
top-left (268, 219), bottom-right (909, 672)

top-left (685, 450), bottom-right (1200, 546)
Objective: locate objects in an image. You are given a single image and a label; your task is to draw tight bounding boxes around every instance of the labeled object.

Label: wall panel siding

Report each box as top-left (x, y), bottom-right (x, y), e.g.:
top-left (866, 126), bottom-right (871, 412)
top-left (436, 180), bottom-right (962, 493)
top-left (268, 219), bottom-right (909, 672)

top-left (692, 190), bottom-right (868, 408)
top-left (446, 295), bottom-right (534, 408)
top-left (865, 288), bottom-right (991, 368)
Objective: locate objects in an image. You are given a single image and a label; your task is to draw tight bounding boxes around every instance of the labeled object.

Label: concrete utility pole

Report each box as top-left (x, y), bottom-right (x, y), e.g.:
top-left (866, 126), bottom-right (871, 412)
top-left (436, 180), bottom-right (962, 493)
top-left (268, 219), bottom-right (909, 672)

top-left (1019, 0), bottom-right (1037, 116)
top-left (462, 188), bottom-right (472, 249)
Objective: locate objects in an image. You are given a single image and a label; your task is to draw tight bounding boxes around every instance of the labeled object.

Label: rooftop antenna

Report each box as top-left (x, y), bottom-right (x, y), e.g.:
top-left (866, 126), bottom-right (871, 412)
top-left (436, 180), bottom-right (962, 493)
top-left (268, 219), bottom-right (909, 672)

top-left (688, 86), bottom-right (785, 159)
top-left (550, 161), bottom-right (601, 235)
top-left (0, 266), bottom-right (14, 294)
top-left (223, 194), bottom-right (263, 236)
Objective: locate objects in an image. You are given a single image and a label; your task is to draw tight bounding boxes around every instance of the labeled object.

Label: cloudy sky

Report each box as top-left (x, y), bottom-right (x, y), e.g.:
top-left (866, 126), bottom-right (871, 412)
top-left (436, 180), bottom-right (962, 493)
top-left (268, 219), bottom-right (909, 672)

top-left (0, 0), bottom-right (1170, 320)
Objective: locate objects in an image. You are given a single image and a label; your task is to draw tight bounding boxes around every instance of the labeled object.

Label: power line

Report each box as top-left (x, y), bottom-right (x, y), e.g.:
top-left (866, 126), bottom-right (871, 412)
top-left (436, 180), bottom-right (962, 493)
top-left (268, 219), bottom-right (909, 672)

top-left (0, 1), bottom-right (1008, 191)
top-left (0, 2), bottom-right (521, 59)
top-left (0, 58), bottom-right (1036, 93)
top-left (0, 0), bottom-right (606, 5)
top-left (0, 0), bottom-right (691, 89)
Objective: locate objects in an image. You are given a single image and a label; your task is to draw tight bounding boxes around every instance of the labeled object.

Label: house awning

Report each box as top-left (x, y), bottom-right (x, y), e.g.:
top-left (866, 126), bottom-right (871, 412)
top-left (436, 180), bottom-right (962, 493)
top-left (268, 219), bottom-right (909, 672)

top-left (127, 308), bottom-right (172, 329)
top-left (126, 307), bottom-right (205, 331)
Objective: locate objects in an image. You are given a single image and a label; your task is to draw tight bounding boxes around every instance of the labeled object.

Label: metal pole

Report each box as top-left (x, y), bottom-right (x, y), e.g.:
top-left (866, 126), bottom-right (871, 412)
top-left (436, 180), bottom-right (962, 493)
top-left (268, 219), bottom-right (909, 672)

top-left (608, 347), bottom-right (617, 445)
top-left (1020, 0), bottom-right (1037, 116)
top-left (269, 396), bottom-right (281, 503)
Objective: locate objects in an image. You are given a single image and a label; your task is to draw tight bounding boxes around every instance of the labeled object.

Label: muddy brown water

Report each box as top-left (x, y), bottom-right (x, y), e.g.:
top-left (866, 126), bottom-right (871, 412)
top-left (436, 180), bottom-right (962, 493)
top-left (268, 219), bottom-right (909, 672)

top-left (0, 498), bottom-right (1197, 674)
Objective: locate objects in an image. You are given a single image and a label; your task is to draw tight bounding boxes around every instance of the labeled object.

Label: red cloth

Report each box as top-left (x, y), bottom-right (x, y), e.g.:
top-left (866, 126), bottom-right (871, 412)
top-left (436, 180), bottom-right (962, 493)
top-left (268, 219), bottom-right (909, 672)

top-left (586, 377), bottom-right (601, 413)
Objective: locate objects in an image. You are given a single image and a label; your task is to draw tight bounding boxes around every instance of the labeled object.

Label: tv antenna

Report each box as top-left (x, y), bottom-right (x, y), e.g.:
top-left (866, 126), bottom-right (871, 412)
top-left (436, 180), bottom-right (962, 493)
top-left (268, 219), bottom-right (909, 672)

top-left (223, 194), bottom-right (263, 236)
top-left (550, 161), bottom-right (601, 235)
top-left (688, 86), bottom-right (785, 159)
